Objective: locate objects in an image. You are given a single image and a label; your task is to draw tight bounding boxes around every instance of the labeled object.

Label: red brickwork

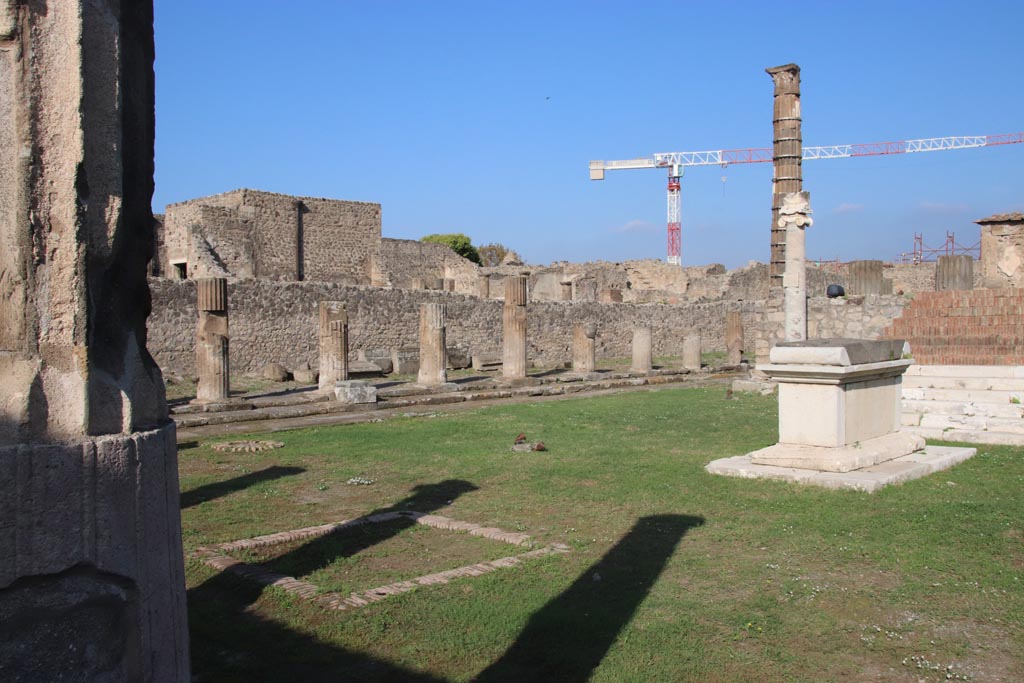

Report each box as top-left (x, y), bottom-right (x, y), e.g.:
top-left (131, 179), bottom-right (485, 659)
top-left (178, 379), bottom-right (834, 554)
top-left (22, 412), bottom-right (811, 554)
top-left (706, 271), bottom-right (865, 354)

top-left (884, 289), bottom-right (1024, 365)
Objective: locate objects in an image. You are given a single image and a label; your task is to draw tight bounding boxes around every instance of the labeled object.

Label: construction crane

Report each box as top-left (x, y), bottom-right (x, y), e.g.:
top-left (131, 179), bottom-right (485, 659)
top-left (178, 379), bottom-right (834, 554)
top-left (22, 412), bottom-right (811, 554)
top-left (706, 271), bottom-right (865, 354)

top-left (589, 132), bottom-right (1024, 266)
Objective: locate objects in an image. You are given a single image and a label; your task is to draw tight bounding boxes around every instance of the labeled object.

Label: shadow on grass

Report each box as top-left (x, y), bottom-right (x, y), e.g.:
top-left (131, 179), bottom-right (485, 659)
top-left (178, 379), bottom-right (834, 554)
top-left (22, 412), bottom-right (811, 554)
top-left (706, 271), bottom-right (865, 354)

top-left (474, 513), bottom-right (704, 683)
top-left (262, 479), bottom-right (478, 579)
top-left (180, 466), bottom-right (306, 509)
top-left (188, 570), bottom-right (447, 683)
top-left (188, 480), bottom-right (477, 681)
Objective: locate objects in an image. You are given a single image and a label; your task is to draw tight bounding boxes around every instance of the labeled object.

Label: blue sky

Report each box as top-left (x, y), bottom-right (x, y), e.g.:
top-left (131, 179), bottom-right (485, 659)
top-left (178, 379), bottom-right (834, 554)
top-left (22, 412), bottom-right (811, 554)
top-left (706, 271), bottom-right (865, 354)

top-left (154, 1), bottom-right (1023, 268)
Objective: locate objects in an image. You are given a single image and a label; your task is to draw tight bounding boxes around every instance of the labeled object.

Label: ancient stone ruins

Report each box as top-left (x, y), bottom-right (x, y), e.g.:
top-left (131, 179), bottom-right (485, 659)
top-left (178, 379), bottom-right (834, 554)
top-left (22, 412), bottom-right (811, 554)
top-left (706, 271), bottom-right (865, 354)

top-left (2, 1), bottom-right (1022, 677)
top-left (0, 2), bottom-right (189, 680)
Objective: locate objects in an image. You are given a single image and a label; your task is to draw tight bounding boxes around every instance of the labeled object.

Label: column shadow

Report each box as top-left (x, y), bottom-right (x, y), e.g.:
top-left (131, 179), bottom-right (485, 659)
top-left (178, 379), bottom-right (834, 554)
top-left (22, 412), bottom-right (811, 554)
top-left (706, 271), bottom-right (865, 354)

top-left (188, 480), bottom-right (477, 680)
top-left (180, 465), bottom-right (306, 509)
top-left (260, 479), bottom-right (478, 579)
top-left (474, 513), bottom-right (704, 683)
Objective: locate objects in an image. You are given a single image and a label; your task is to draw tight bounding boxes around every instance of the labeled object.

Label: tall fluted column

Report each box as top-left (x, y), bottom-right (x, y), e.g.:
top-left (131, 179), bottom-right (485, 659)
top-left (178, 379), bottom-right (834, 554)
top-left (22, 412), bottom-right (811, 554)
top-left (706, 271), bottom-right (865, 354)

top-left (767, 64), bottom-right (802, 290)
top-left (318, 301), bottom-right (349, 391)
top-left (417, 303), bottom-right (448, 386)
top-left (779, 192), bottom-right (813, 341)
top-left (632, 327), bottom-right (653, 373)
top-left (196, 278), bottom-right (230, 402)
top-left (502, 276), bottom-right (528, 379)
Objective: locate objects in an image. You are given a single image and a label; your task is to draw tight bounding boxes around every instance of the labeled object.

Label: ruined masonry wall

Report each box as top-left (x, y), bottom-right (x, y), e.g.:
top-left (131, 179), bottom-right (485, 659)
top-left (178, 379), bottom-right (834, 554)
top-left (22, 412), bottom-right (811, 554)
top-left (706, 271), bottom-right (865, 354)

top-left (148, 280), bottom-right (906, 377)
top-left (162, 189), bottom-right (380, 284)
top-left (378, 238), bottom-right (480, 293)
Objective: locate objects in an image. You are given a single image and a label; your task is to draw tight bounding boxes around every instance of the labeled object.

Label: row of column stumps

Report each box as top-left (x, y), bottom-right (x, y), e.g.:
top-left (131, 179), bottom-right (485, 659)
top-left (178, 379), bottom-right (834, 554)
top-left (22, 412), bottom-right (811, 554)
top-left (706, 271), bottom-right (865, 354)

top-left (191, 277), bottom-right (750, 396)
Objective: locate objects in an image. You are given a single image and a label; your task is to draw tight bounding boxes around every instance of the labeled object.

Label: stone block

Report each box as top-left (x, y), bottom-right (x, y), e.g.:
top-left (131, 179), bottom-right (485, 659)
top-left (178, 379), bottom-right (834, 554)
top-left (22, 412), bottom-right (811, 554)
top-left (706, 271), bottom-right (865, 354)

top-left (263, 363), bottom-right (291, 382)
top-left (447, 347), bottom-right (471, 370)
top-left (334, 381), bottom-right (378, 404)
top-left (293, 369), bottom-right (318, 384)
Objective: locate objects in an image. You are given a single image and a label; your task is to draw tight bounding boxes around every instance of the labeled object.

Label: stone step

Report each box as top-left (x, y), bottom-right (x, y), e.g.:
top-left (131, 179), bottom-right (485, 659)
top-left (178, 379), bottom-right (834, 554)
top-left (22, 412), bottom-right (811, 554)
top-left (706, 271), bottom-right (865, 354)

top-left (905, 412), bottom-right (1024, 435)
top-left (901, 425), bottom-right (1024, 447)
top-left (902, 398), bottom-right (1024, 419)
top-left (904, 365), bottom-right (1024, 379)
top-left (901, 386), bottom-right (1024, 404)
top-left (903, 374), bottom-right (1024, 391)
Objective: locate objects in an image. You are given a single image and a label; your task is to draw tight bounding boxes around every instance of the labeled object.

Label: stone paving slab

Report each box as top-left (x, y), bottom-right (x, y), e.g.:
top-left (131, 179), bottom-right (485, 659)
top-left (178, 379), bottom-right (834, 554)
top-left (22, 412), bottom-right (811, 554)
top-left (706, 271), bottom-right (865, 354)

top-left (191, 510), bottom-right (569, 613)
top-left (706, 445), bottom-right (977, 493)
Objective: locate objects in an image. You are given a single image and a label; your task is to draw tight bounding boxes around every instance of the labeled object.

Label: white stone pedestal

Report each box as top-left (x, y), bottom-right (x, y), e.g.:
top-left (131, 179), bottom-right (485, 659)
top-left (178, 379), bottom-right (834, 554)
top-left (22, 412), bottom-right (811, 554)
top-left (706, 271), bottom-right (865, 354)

top-left (707, 339), bottom-right (975, 491)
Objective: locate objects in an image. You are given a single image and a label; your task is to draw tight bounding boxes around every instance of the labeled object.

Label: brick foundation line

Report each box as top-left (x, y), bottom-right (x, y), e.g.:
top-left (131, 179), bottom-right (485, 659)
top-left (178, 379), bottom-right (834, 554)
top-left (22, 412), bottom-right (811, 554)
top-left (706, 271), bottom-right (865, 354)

top-left (191, 511), bottom-right (569, 612)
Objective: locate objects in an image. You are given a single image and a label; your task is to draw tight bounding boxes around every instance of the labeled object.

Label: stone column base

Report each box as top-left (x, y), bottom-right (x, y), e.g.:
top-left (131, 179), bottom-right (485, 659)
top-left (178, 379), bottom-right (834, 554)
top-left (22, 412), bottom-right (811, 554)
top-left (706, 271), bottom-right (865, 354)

top-left (0, 423), bottom-right (189, 682)
top-left (749, 430), bottom-right (925, 473)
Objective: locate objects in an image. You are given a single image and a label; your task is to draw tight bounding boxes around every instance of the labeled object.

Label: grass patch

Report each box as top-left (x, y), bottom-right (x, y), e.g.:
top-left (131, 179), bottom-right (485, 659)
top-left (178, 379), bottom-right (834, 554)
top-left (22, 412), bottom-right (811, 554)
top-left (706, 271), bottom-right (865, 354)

top-left (181, 386), bottom-right (1024, 682)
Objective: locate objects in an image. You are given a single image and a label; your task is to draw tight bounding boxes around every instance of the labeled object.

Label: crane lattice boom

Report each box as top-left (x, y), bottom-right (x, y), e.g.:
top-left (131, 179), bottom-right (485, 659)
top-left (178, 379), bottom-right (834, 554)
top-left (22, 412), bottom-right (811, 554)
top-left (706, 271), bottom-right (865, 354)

top-left (590, 131), bottom-right (1023, 266)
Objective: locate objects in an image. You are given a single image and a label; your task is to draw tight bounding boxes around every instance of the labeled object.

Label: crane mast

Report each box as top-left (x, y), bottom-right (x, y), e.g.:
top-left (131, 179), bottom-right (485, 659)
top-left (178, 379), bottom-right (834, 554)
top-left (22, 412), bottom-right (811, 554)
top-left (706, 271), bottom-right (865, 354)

top-left (590, 132), bottom-right (1024, 266)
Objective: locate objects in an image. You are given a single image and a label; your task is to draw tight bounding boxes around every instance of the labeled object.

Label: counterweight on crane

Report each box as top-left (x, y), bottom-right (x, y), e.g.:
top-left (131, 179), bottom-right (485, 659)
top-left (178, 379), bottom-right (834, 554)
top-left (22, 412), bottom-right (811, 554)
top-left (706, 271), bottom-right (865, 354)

top-left (589, 132), bottom-right (1024, 266)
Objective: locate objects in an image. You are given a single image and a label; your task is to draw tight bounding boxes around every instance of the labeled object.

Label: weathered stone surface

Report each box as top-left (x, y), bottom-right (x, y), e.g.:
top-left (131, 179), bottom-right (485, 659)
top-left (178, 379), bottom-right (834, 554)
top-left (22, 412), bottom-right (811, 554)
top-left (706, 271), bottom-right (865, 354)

top-left (318, 301), bottom-right (348, 391)
top-left (572, 322), bottom-right (597, 373)
top-left (935, 255), bottom-right (974, 291)
top-left (749, 431), bottom-right (925, 472)
top-left (417, 303), bottom-right (449, 386)
top-left (725, 311), bottom-right (744, 365)
top-left (195, 278), bottom-right (230, 402)
top-left (446, 347), bottom-right (471, 370)
top-left (335, 380), bottom-right (378, 404)
top-left (147, 280), bottom-right (909, 380)
top-left (771, 338), bottom-right (906, 366)
top-left (631, 327), bottom-right (652, 373)
top-left (391, 347), bottom-right (420, 375)
top-left (357, 348), bottom-right (393, 375)
top-left (682, 334), bottom-right (702, 370)
top-left (502, 276), bottom-right (528, 379)
top-left (293, 369), bottom-right (318, 384)
top-left (706, 445), bottom-right (976, 492)
top-left (263, 363), bottom-right (291, 382)
top-left (778, 192), bottom-right (812, 342)
top-left (162, 189), bottom-right (382, 284)
top-left (0, 3), bottom-right (188, 679)
top-left (846, 260), bottom-right (890, 296)
top-left (977, 213), bottom-right (1024, 289)
top-left (0, 425), bottom-right (189, 681)
top-left (766, 64), bottom-right (802, 287)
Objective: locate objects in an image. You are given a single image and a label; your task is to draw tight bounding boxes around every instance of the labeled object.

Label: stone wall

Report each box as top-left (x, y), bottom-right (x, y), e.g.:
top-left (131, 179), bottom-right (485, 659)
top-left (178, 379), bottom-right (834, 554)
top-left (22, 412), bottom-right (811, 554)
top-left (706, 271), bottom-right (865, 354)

top-left (161, 189), bottom-right (381, 284)
top-left (149, 279), bottom-right (764, 377)
top-left (749, 294), bottom-right (908, 362)
top-left (149, 279), bottom-right (909, 378)
top-left (978, 215), bottom-right (1024, 289)
top-left (377, 238), bottom-right (480, 294)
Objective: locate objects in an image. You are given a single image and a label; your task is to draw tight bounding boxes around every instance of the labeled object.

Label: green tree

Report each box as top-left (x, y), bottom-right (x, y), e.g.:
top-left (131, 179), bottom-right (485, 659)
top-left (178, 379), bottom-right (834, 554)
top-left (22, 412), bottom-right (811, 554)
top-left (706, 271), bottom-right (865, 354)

top-left (420, 233), bottom-right (481, 264)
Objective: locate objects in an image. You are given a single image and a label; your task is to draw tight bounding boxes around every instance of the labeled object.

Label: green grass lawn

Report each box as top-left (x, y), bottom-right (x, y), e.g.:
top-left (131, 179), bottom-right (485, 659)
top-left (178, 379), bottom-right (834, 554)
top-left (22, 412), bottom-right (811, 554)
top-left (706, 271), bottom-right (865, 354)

top-left (180, 386), bottom-right (1024, 682)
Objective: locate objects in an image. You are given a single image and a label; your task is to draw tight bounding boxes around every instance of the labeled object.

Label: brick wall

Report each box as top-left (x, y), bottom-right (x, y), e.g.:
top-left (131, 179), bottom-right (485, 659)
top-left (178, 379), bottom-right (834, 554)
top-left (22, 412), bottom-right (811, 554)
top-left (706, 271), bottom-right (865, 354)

top-left (884, 289), bottom-right (1024, 365)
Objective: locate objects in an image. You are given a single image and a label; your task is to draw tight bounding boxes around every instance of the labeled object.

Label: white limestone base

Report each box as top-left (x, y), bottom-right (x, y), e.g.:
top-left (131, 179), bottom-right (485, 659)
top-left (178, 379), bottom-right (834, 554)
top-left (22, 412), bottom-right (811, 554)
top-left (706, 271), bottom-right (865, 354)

top-left (749, 431), bottom-right (925, 473)
top-left (706, 445), bottom-right (976, 493)
top-left (334, 380), bottom-right (378, 404)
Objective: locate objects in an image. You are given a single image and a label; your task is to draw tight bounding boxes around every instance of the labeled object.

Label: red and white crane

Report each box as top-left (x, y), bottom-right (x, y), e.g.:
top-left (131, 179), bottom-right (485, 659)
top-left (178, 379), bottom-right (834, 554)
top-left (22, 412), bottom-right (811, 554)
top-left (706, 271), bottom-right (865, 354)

top-left (589, 132), bottom-right (1024, 266)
